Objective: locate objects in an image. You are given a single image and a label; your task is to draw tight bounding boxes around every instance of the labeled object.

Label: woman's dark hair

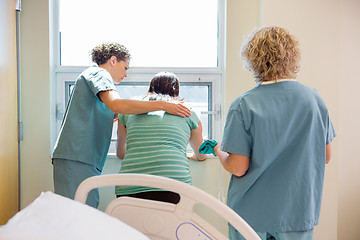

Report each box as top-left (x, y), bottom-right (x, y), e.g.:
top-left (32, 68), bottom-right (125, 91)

top-left (148, 72), bottom-right (179, 97)
top-left (91, 42), bottom-right (131, 65)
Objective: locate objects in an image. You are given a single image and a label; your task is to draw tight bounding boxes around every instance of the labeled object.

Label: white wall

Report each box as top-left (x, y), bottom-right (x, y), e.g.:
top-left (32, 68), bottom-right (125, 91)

top-left (338, 1), bottom-right (360, 240)
top-left (19, 0), bottom-right (54, 208)
top-left (18, 0), bottom-right (360, 239)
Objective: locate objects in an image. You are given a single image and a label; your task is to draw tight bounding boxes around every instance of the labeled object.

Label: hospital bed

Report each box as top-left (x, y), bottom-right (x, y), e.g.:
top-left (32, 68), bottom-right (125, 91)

top-left (0, 191), bottom-right (149, 240)
top-left (74, 173), bottom-right (261, 240)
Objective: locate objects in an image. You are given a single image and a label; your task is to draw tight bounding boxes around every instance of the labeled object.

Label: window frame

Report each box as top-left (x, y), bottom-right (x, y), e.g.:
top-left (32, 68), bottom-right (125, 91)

top-left (51, 0), bottom-right (226, 157)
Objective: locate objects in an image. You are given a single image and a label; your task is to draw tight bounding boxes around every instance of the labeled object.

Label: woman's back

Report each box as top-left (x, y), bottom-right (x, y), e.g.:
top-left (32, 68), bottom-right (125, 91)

top-left (115, 110), bottom-right (199, 195)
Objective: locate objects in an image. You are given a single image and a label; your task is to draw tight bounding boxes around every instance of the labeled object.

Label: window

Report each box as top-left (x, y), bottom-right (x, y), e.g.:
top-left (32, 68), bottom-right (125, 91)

top-left (53, 0), bottom-right (225, 156)
top-left (59, 0), bottom-right (219, 68)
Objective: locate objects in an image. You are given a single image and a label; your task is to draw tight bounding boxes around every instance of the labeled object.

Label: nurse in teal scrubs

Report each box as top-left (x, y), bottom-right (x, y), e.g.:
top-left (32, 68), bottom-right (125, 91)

top-left (52, 43), bottom-right (190, 208)
top-left (214, 27), bottom-right (336, 240)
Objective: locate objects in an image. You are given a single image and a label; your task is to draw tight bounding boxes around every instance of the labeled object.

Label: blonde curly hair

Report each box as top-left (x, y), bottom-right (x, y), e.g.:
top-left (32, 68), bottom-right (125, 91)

top-left (240, 27), bottom-right (300, 83)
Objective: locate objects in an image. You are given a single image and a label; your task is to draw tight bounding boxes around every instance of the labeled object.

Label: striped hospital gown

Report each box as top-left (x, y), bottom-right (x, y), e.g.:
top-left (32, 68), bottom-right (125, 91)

top-left (115, 110), bottom-right (199, 196)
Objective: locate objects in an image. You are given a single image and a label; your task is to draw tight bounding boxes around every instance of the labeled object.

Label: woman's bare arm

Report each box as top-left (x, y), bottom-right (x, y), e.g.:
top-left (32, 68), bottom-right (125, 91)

top-left (116, 119), bottom-right (127, 159)
top-left (188, 121), bottom-right (207, 161)
top-left (326, 143), bottom-right (332, 164)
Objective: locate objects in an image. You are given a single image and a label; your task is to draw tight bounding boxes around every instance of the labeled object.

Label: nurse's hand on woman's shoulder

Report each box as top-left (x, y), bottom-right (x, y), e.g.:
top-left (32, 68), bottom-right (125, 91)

top-left (163, 101), bottom-right (191, 117)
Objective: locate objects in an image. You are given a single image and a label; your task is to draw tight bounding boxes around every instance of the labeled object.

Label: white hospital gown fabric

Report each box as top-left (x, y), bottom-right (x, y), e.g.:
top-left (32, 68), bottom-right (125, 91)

top-left (221, 81), bottom-right (336, 233)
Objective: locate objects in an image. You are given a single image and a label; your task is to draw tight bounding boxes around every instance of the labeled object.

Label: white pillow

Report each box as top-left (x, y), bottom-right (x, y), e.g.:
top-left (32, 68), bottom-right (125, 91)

top-left (0, 191), bottom-right (149, 240)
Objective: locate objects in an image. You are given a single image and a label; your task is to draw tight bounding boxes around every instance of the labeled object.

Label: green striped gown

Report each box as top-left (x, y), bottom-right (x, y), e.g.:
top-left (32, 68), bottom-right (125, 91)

top-left (115, 110), bottom-right (199, 196)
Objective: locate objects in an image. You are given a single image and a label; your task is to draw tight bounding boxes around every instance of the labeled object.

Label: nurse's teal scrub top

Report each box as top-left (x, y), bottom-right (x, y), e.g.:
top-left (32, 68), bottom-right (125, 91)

top-left (52, 66), bottom-right (116, 171)
top-left (221, 81), bottom-right (336, 232)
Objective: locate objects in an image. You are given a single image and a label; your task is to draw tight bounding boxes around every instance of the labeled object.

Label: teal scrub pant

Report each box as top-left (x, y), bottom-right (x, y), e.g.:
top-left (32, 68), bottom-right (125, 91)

top-left (53, 158), bottom-right (101, 208)
top-left (231, 228), bottom-right (314, 240)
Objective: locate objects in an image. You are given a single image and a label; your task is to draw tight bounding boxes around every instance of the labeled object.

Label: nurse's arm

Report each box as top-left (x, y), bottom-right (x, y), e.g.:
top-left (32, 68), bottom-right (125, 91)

top-left (214, 142), bottom-right (249, 177)
top-left (326, 143), bottom-right (332, 164)
top-left (98, 90), bottom-right (191, 117)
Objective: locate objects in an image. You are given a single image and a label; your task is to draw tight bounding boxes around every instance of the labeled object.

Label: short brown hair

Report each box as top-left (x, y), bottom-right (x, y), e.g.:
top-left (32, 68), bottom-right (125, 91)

top-left (241, 27), bottom-right (300, 83)
top-left (91, 42), bottom-right (131, 65)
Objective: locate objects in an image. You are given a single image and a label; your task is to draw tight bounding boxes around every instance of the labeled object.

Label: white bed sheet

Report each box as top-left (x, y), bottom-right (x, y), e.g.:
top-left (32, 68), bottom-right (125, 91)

top-left (0, 191), bottom-right (149, 240)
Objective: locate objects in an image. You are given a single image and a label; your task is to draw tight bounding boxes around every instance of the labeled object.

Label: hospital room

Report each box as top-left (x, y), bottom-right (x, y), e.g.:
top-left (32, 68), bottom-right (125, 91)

top-left (1, 0), bottom-right (359, 239)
